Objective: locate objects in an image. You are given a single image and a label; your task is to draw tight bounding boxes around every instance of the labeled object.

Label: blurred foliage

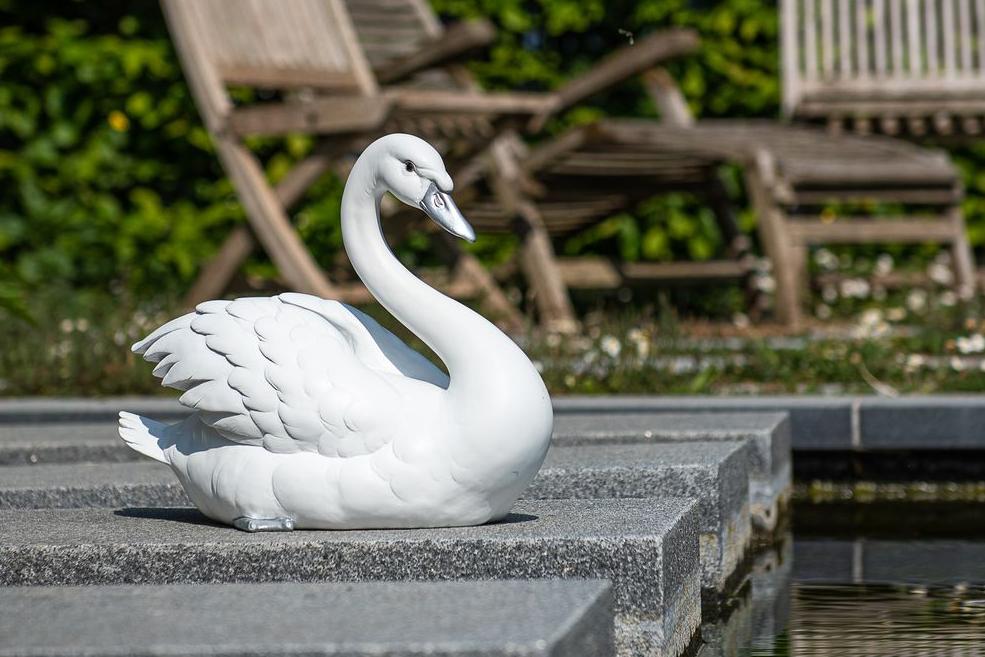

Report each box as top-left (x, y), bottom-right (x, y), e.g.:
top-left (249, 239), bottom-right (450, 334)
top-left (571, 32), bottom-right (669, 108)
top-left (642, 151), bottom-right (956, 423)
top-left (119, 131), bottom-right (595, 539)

top-left (1, 0), bottom-right (984, 327)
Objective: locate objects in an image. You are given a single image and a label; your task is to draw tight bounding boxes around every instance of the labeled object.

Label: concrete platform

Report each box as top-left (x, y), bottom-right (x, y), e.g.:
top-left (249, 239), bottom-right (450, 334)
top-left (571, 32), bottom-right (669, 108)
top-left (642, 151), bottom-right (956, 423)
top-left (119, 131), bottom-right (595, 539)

top-left (551, 413), bottom-right (791, 533)
top-left (0, 498), bottom-right (701, 657)
top-left (525, 442), bottom-right (752, 603)
top-left (0, 580), bottom-right (613, 657)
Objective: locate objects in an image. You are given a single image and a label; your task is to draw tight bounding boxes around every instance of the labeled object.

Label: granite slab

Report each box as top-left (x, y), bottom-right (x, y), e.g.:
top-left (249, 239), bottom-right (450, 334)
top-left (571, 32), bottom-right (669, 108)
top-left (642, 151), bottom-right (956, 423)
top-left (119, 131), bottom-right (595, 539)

top-left (0, 580), bottom-right (613, 657)
top-left (0, 498), bottom-right (701, 657)
top-left (551, 412), bottom-right (791, 533)
top-left (525, 442), bottom-right (752, 602)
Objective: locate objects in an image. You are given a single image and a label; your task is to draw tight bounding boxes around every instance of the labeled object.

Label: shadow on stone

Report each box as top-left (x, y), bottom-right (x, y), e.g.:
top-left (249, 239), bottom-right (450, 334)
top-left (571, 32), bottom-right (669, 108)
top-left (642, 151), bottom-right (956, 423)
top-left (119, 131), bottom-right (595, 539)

top-left (113, 507), bottom-right (220, 527)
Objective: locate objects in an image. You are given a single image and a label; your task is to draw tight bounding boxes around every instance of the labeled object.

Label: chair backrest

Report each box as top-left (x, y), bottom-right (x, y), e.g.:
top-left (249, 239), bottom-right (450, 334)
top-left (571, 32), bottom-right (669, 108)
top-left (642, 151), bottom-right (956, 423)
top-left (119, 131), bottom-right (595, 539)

top-left (344, 0), bottom-right (441, 69)
top-left (781, 0), bottom-right (985, 119)
top-left (162, 0), bottom-right (378, 129)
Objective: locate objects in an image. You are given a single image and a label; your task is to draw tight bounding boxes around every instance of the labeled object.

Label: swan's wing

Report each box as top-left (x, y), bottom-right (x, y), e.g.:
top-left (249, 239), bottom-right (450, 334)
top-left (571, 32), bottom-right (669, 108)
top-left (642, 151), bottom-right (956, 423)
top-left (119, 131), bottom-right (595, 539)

top-left (131, 294), bottom-right (425, 457)
top-left (279, 293), bottom-right (448, 387)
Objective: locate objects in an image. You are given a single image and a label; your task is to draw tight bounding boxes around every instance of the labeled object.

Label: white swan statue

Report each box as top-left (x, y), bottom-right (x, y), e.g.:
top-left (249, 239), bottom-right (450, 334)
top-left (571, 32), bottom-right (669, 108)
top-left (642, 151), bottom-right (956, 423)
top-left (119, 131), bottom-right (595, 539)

top-left (118, 134), bottom-right (553, 531)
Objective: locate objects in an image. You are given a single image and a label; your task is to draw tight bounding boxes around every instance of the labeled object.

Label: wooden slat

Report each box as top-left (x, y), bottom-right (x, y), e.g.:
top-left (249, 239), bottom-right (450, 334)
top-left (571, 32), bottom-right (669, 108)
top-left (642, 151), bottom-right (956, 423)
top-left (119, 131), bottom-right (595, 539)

top-left (787, 217), bottom-right (959, 244)
top-left (890, 0), bottom-right (904, 75)
top-left (555, 258), bottom-right (623, 289)
top-left (822, 0), bottom-right (836, 75)
top-left (228, 96), bottom-right (389, 136)
top-left (621, 260), bottom-right (752, 281)
top-left (925, 0), bottom-right (939, 75)
top-left (873, 0), bottom-right (888, 75)
top-left (387, 88), bottom-right (556, 115)
top-left (944, 0), bottom-right (958, 77)
top-left (217, 65), bottom-right (362, 90)
top-left (906, 0), bottom-right (922, 74)
top-left (804, 0), bottom-right (819, 80)
top-left (374, 19), bottom-right (494, 84)
top-left (856, 0), bottom-right (870, 76)
top-left (838, 0), bottom-right (852, 76)
top-left (960, 0), bottom-right (974, 74)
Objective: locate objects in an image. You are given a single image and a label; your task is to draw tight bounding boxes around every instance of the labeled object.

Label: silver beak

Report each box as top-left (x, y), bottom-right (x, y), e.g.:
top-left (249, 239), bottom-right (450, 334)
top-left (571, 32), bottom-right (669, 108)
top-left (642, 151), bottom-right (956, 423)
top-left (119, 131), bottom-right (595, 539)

top-left (419, 181), bottom-right (476, 243)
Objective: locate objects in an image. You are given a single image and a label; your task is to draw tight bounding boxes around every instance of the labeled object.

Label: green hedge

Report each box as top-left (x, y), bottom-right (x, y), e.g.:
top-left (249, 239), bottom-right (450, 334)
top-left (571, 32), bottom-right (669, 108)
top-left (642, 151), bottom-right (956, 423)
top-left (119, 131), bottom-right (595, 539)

top-left (1, 0), bottom-right (982, 314)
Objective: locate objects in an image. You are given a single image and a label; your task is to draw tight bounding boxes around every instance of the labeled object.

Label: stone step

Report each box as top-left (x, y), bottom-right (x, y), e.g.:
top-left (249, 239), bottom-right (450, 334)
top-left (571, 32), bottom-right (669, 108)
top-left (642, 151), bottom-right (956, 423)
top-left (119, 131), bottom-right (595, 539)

top-left (552, 412), bottom-right (791, 534)
top-left (0, 442), bottom-right (751, 608)
top-left (0, 462), bottom-right (185, 508)
top-left (0, 498), bottom-right (701, 657)
top-left (0, 580), bottom-right (613, 657)
top-left (526, 441), bottom-right (752, 604)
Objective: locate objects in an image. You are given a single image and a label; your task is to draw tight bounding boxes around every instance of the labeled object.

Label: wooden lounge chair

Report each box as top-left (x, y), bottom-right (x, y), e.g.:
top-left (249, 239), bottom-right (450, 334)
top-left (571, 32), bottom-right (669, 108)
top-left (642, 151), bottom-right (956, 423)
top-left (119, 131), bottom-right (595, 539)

top-left (444, 44), bottom-right (973, 327)
top-left (161, 0), bottom-right (696, 332)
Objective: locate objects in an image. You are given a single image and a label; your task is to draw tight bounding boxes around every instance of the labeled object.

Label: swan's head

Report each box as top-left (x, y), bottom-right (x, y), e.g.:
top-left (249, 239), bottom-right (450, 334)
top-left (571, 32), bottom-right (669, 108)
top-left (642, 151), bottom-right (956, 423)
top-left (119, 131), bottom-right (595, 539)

top-left (372, 133), bottom-right (476, 243)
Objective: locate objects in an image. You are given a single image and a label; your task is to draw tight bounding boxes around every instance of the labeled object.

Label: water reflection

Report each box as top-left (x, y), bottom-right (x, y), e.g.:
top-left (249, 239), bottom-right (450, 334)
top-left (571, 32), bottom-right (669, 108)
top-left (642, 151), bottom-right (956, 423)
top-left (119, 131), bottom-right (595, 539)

top-left (701, 502), bottom-right (985, 656)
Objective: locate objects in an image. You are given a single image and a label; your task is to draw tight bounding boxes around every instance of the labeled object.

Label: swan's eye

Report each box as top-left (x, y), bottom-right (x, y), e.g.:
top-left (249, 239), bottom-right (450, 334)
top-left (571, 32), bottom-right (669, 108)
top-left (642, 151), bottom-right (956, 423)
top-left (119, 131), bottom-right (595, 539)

top-left (404, 161), bottom-right (416, 173)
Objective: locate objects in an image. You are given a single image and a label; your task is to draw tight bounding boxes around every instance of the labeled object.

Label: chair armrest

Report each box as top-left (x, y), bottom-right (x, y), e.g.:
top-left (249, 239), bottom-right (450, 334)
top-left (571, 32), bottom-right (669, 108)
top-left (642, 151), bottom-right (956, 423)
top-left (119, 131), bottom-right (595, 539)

top-left (374, 19), bottom-right (496, 85)
top-left (387, 88), bottom-right (557, 115)
top-left (528, 28), bottom-right (700, 131)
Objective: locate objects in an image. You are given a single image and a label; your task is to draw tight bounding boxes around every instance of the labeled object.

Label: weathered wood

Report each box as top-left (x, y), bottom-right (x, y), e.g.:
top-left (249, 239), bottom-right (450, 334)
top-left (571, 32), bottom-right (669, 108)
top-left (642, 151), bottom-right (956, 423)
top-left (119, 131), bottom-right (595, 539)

top-left (642, 69), bottom-right (694, 127)
top-left (374, 19), bottom-right (495, 84)
top-left (787, 217), bottom-right (961, 244)
top-left (228, 96), bottom-right (390, 136)
top-left (488, 137), bottom-right (577, 333)
top-left (529, 28), bottom-right (700, 130)
top-left (388, 88), bottom-right (556, 115)
top-left (782, 0), bottom-right (985, 134)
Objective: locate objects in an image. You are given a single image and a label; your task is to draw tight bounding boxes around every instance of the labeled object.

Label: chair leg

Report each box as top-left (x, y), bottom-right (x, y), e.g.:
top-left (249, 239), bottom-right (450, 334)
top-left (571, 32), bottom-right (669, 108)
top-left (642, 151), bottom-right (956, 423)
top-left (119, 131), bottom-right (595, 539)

top-left (517, 202), bottom-right (579, 333)
top-left (211, 137), bottom-right (336, 298)
top-left (744, 166), bottom-right (803, 327)
top-left (184, 225), bottom-right (254, 308)
top-left (947, 205), bottom-right (977, 299)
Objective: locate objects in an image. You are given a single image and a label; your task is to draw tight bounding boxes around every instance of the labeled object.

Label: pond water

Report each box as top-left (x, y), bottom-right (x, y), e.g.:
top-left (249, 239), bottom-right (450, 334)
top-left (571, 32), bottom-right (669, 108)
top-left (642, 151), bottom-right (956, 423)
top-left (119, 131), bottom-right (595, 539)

top-left (705, 502), bottom-right (985, 656)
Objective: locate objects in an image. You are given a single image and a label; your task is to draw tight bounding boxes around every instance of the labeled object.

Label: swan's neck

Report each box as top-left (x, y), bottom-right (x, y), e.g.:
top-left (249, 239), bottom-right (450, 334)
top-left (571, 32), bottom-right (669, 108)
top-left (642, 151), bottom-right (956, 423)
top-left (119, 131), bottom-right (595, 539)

top-left (340, 161), bottom-right (531, 404)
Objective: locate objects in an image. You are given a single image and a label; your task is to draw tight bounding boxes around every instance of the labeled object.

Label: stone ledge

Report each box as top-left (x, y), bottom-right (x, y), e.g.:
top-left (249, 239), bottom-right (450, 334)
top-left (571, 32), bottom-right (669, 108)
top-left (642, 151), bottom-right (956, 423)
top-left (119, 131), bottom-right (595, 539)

top-left (0, 580), bottom-right (613, 657)
top-left (0, 498), bottom-right (701, 657)
top-left (551, 412), bottom-right (790, 534)
top-left (525, 441), bottom-right (752, 604)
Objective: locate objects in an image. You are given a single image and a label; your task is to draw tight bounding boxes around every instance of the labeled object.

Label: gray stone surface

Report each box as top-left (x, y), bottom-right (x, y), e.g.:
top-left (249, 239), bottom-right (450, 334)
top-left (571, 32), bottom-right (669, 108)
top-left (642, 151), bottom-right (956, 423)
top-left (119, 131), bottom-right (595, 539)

top-left (525, 442), bottom-right (752, 599)
top-left (0, 498), bottom-right (701, 657)
top-left (0, 422), bottom-right (138, 465)
top-left (859, 395), bottom-right (985, 449)
top-left (0, 580), bottom-right (613, 657)
top-left (554, 396), bottom-right (851, 450)
top-left (551, 413), bottom-right (791, 533)
top-left (0, 462), bottom-right (186, 508)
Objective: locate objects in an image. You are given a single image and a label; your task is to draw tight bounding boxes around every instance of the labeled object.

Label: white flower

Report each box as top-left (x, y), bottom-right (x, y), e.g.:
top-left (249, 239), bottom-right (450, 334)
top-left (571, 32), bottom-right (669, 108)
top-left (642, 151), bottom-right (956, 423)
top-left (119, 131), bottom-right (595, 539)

top-left (814, 248), bottom-right (838, 271)
top-left (855, 308), bottom-right (889, 338)
top-left (887, 307), bottom-right (906, 322)
top-left (75, 318), bottom-right (89, 333)
top-left (905, 354), bottom-right (926, 370)
top-left (532, 360), bottom-right (544, 373)
top-left (840, 278), bottom-right (870, 299)
top-left (875, 254), bottom-right (894, 276)
top-left (755, 274), bottom-right (776, 293)
top-left (906, 289), bottom-right (928, 313)
top-left (60, 319), bottom-right (74, 333)
top-left (815, 304), bottom-right (832, 320)
top-left (956, 334), bottom-right (985, 354)
top-left (544, 333), bottom-right (561, 348)
top-left (940, 291), bottom-right (957, 307)
top-left (732, 312), bottom-right (750, 329)
top-left (821, 285), bottom-right (838, 303)
top-left (950, 356), bottom-right (966, 372)
top-left (599, 335), bottom-right (622, 358)
top-left (928, 262), bottom-right (954, 286)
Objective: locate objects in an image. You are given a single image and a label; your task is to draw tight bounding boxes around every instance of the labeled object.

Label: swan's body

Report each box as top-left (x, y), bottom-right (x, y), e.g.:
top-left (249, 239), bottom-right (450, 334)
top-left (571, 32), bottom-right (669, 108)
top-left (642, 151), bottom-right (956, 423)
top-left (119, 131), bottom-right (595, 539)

top-left (120, 134), bottom-right (553, 530)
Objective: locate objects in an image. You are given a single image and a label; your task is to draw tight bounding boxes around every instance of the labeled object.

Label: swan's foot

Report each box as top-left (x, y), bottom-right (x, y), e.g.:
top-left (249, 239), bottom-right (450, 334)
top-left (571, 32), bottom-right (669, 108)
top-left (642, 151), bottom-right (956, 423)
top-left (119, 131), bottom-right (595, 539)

top-left (232, 516), bottom-right (296, 532)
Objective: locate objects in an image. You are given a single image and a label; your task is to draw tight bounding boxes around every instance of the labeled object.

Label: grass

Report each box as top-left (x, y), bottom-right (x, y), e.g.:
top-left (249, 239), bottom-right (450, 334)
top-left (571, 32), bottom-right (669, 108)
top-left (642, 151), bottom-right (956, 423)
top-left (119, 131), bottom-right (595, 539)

top-left (2, 275), bottom-right (984, 397)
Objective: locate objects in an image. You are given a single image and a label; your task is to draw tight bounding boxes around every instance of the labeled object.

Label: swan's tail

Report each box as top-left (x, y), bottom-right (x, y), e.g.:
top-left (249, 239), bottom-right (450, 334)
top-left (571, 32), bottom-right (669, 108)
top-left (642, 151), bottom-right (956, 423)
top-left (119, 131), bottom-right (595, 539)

top-left (118, 412), bottom-right (172, 463)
